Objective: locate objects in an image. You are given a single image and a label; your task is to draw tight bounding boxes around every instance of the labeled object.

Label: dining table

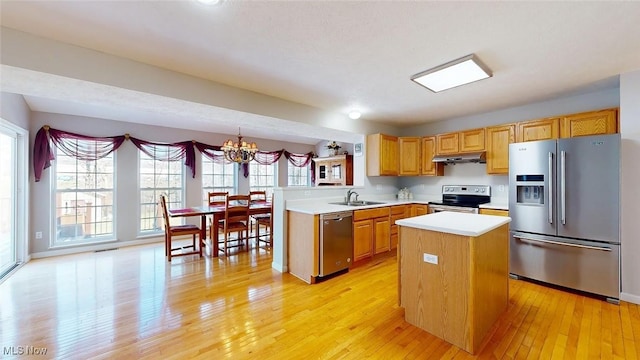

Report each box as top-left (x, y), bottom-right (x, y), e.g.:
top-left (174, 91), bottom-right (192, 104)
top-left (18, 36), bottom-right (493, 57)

top-left (167, 200), bottom-right (272, 257)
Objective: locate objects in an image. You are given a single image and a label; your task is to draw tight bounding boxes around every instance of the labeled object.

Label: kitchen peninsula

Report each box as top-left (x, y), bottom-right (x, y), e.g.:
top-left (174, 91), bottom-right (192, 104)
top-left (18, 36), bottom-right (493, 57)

top-left (396, 212), bottom-right (511, 354)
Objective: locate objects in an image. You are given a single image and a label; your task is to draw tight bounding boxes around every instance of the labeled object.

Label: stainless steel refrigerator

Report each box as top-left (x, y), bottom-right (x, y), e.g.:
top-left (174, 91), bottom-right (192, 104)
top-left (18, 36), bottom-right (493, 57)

top-left (508, 134), bottom-right (620, 302)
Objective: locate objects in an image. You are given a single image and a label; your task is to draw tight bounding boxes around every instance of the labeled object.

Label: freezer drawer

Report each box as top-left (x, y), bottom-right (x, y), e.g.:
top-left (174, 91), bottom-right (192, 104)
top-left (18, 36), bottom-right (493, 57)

top-left (510, 231), bottom-right (620, 300)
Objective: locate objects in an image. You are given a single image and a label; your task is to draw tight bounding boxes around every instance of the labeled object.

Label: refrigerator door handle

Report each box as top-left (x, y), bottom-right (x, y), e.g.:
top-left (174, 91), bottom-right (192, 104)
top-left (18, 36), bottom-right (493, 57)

top-left (561, 150), bottom-right (566, 225)
top-left (548, 152), bottom-right (553, 224)
top-left (513, 233), bottom-right (612, 252)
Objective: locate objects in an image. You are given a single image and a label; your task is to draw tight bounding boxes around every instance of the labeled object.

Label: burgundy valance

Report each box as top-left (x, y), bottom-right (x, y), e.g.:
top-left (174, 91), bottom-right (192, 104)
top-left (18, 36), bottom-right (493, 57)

top-left (33, 126), bottom-right (126, 182)
top-left (130, 137), bottom-right (196, 178)
top-left (33, 125), bottom-right (318, 182)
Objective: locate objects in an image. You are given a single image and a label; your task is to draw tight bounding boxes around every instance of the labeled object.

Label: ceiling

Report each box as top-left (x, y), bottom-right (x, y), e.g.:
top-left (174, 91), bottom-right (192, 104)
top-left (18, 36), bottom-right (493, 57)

top-left (1, 1), bottom-right (640, 145)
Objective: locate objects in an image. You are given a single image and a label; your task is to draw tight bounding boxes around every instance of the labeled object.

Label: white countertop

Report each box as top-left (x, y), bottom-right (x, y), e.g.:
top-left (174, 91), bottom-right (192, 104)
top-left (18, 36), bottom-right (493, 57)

top-left (395, 211), bottom-right (511, 237)
top-left (286, 197), bottom-right (437, 215)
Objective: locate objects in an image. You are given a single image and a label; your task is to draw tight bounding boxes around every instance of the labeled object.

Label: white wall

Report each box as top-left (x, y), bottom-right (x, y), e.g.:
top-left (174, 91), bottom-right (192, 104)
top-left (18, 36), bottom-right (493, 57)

top-left (29, 112), bottom-right (315, 257)
top-left (620, 70), bottom-right (640, 304)
top-left (0, 92), bottom-right (30, 129)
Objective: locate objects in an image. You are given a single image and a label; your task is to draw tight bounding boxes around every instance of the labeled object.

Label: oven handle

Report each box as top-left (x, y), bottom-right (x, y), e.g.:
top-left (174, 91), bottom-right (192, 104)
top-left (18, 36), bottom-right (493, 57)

top-left (512, 232), bottom-right (612, 252)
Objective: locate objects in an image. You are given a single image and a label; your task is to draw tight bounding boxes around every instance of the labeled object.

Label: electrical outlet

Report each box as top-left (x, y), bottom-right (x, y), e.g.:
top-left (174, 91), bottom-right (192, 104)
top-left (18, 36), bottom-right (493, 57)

top-left (423, 253), bottom-right (438, 264)
top-left (498, 185), bottom-right (505, 192)
top-left (35, 231), bottom-right (43, 239)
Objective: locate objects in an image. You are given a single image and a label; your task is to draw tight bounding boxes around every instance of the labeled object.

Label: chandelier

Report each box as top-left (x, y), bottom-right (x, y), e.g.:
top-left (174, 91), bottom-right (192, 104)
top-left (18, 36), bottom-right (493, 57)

top-left (221, 127), bottom-right (259, 163)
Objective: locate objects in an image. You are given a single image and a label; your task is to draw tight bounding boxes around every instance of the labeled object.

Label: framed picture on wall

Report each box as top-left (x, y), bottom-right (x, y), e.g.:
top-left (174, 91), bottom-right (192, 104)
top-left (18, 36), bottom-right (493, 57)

top-left (354, 143), bottom-right (363, 156)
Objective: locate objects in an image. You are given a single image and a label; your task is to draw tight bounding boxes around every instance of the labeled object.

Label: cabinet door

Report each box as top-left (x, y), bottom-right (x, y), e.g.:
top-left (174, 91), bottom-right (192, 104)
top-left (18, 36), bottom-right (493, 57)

top-left (353, 219), bottom-right (373, 262)
top-left (374, 217), bottom-right (391, 254)
top-left (399, 137), bottom-right (421, 176)
top-left (560, 108), bottom-right (618, 138)
top-left (380, 135), bottom-right (399, 175)
top-left (410, 204), bottom-right (428, 217)
top-left (516, 118), bottom-right (559, 142)
top-left (330, 160), bottom-right (344, 182)
top-left (460, 128), bottom-right (485, 152)
top-left (436, 132), bottom-right (459, 155)
top-left (421, 136), bottom-right (444, 176)
top-left (486, 124), bottom-right (515, 175)
top-left (479, 209), bottom-right (509, 216)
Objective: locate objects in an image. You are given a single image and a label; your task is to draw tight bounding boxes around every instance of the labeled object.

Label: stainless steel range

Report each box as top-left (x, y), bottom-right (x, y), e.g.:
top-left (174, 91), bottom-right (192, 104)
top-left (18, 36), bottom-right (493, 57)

top-left (428, 185), bottom-right (491, 214)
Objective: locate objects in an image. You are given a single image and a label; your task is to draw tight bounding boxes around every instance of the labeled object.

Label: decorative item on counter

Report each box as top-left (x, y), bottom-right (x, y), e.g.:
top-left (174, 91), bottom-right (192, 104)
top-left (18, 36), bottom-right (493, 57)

top-left (327, 141), bottom-right (341, 156)
top-left (397, 187), bottom-right (412, 200)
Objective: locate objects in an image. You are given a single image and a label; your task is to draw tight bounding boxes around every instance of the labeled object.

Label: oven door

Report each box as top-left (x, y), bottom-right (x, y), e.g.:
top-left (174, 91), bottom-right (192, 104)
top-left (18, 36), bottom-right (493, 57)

top-left (428, 205), bottom-right (478, 214)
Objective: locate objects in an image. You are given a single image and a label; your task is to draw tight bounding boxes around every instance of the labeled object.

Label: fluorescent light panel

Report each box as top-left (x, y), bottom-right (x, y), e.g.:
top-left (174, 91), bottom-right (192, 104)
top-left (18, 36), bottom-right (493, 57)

top-left (411, 54), bottom-right (492, 93)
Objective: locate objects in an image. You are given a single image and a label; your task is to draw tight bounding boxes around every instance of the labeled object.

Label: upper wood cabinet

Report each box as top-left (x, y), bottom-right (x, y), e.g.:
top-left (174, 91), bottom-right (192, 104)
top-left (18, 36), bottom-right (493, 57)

top-left (516, 117), bottom-right (559, 142)
top-left (436, 132), bottom-right (459, 155)
top-left (485, 124), bottom-right (515, 175)
top-left (560, 108), bottom-right (618, 138)
top-left (436, 128), bottom-right (485, 155)
top-left (421, 136), bottom-right (444, 176)
top-left (367, 134), bottom-right (398, 176)
top-left (399, 137), bottom-right (421, 176)
top-left (460, 128), bottom-right (485, 152)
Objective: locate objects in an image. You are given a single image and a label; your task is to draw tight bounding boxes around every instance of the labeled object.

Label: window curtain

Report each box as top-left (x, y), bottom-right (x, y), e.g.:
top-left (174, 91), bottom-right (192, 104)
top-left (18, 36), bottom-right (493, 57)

top-left (284, 150), bottom-right (316, 185)
top-left (33, 126), bottom-right (126, 182)
top-left (240, 149), bottom-right (284, 178)
top-left (129, 137), bottom-right (196, 178)
top-left (194, 142), bottom-right (231, 164)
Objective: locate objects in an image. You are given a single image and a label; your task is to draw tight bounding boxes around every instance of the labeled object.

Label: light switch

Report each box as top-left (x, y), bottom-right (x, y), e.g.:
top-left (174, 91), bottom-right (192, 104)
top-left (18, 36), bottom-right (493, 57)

top-left (423, 253), bottom-right (438, 264)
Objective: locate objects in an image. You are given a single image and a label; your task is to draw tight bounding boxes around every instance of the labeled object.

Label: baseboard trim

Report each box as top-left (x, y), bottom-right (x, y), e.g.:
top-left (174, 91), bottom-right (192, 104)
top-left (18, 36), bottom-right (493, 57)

top-left (620, 292), bottom-right (640, 305)
top-left (31, 237), bottom-right (163, 259)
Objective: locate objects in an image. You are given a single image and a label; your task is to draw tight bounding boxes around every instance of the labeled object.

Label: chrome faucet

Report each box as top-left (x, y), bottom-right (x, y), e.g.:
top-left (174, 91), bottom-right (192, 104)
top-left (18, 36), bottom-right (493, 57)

top-left (346, 189), bottom-right (359, 204)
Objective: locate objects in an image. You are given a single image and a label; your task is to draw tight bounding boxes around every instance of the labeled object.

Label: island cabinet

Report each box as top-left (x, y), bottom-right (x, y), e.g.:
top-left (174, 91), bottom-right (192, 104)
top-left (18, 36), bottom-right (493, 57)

top-left (397, 212), bottom-right (511, 354)
top-left (485, 124), bottom-right (515, 175)
top-left (421, 136), bottom-right (444, 176)
top-left (559, 108), bottom-right (618, 138)
top-left (516, 117), bottom-right (560, 142)
top-left (367, 133), bottom-right (398, 176)
top-left (398, 137), bottom-right (421, 176)
top-left (353, 207), bottom-right (390, 261)
top-left (287, 211), bottom-right (320, 284)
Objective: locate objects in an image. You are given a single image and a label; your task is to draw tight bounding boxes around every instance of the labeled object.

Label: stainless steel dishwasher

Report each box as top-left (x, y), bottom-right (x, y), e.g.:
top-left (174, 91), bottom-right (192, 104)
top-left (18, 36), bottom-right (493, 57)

top-left (319, 211), bottom-right (353, 277)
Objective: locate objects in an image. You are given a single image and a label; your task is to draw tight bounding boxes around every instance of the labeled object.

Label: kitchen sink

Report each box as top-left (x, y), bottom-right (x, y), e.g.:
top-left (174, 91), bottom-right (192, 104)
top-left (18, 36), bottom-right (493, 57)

top-left (329, 200), bottom-right (386, 207)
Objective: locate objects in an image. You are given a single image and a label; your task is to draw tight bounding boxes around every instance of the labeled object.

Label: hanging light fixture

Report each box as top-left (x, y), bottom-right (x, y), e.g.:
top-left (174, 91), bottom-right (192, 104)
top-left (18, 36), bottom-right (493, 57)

top-left (221, 127), bottom-right (259, 163)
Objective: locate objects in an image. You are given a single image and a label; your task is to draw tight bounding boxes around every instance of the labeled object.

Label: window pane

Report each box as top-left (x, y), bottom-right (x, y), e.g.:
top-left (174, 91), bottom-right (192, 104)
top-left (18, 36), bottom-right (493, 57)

top-left (201, 156), bottom-right (236, 205)
top-left (288, 162), bottom-right (309, 187)
top-left (138, 151), bottom-right (184, 234)
top-left (54, 143), bottom-right (115, 246)
top-left (249, 162), bottom-right (276, 198)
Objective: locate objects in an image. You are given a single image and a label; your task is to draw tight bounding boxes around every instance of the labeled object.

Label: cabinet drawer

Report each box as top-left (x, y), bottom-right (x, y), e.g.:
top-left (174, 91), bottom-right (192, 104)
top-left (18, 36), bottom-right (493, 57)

top-left (354, 207), bottom-right (390, 221)
top-left (390, 205), bottom-right (407, 216)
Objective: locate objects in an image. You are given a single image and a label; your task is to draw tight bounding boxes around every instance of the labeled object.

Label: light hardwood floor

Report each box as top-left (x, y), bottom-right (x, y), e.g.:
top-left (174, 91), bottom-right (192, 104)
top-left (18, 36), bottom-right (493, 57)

top-left (1, 241), bottom-right (639, 359)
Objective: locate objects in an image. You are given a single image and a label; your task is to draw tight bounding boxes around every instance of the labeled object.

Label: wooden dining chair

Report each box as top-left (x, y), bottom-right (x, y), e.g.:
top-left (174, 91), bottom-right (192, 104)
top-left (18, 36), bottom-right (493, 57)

top-left (218, 194), bottom-right (250, 256)
top-left (207, 191), bottom-right (228, 242)
top-left (249, 190), bottom-right (267, 236)
top-left (253, 194), bottom-right (274, 248)
top-left (159, 194), bottom-right (202, 262)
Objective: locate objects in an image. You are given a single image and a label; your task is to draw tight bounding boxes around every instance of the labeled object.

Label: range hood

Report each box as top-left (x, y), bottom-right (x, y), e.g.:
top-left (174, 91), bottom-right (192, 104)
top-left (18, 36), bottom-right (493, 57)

top-left (432, 152), bottom-right (486, 164)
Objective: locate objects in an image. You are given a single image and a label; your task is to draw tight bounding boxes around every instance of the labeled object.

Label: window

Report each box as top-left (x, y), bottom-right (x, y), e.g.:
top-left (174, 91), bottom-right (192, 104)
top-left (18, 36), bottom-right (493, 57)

top-left (287, 162), bottom-right (309, 187)
top-left (249, 162), bottom-right (276, 197)
top-left (201, 157), bottom-right (236, 205)
top-left (139, 151), bottom-right (184, 234)
top-left (54, 145), bottom-right (115, 246)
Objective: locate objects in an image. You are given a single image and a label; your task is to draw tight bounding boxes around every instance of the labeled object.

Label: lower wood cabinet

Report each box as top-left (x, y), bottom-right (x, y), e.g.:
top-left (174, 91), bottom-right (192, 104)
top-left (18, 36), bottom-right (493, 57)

top-left (390, 205), bottom-right (410, 250)
top-left (353, 207), bottom-right (391, 262)
top-left (410, 204), bottom-right (428, 217)
top-left (478, 208), bottom-right (509, 216)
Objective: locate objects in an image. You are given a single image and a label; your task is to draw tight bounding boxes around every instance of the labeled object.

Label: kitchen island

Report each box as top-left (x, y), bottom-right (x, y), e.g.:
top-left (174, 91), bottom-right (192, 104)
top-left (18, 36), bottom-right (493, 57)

top-left (396, 212), bottom-right (511, 354)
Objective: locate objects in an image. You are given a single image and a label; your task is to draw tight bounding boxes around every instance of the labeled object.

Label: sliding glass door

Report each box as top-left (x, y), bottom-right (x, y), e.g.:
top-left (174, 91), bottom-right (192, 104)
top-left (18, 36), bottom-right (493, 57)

top-left (0, 127), bottom-right (16, 277)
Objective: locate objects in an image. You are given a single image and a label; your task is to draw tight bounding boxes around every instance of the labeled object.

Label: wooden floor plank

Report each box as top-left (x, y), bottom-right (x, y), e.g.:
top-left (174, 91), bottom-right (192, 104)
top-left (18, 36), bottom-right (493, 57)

top-left (1, 241), bottom-right (639, 360)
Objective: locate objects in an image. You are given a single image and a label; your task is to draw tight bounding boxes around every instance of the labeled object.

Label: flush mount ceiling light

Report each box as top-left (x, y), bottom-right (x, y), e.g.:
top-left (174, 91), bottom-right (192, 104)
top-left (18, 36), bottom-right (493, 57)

top-left (411, 54), bottom-right (492, 93)
top-left (348, 110), bottom-right (362, 120)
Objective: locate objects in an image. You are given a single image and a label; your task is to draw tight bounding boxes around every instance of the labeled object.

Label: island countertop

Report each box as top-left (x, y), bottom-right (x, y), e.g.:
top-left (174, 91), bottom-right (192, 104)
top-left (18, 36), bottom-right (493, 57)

top-left (395, 211), bottom-right (511, 237)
